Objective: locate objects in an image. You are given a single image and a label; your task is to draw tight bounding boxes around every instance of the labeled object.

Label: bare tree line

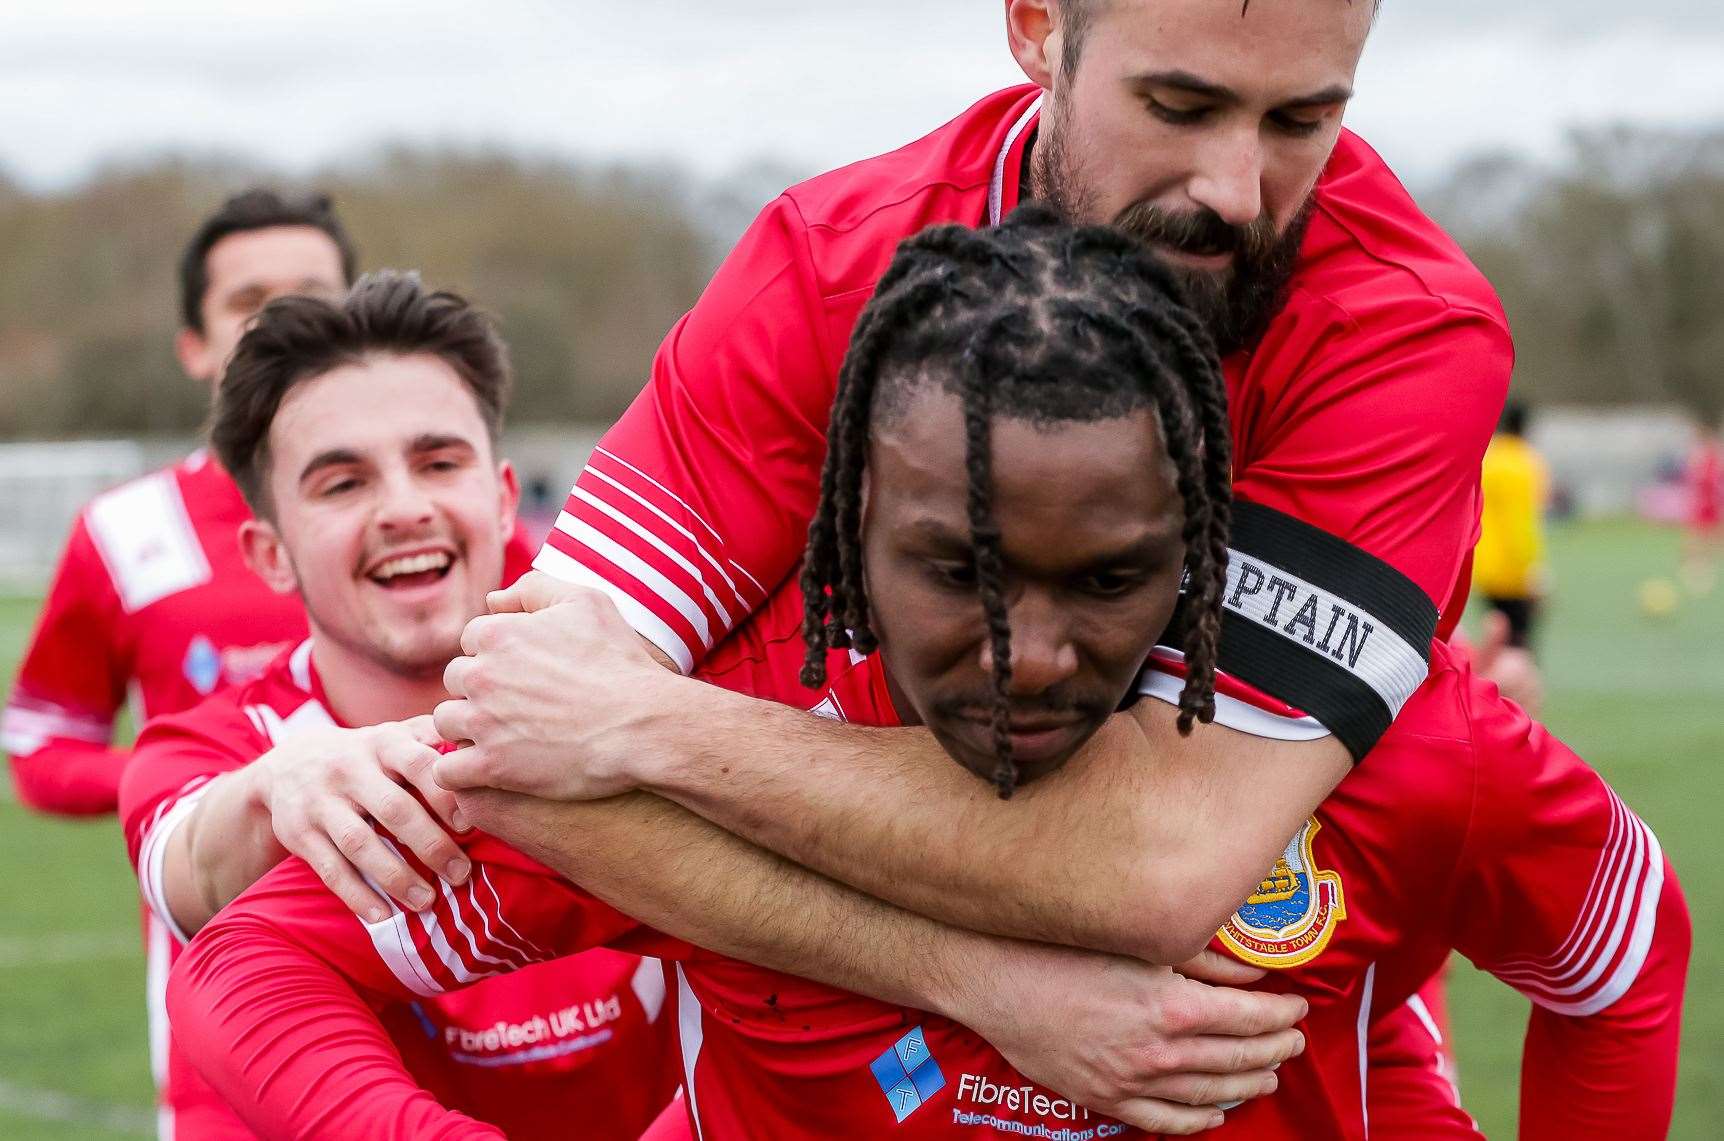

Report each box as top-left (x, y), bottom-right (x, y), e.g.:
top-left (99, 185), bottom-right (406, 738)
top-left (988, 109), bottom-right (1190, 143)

top-left (1, 125), bottom-right (1720, 439)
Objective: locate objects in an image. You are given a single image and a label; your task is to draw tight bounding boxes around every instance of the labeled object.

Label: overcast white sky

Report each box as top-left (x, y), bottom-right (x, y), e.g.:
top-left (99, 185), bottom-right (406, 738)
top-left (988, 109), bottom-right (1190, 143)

top-left (3, 0), bottom-right (1722, 192)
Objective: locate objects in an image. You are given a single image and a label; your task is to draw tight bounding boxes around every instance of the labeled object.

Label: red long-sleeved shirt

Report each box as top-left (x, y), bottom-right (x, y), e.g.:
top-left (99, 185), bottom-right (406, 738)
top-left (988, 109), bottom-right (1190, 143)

top-left (168, 589), bottom-right (1689, 1139)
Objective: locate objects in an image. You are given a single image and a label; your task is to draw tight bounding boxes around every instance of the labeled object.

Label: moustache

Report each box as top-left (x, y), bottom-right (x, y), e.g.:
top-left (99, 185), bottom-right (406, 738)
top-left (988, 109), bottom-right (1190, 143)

top-left (933, 693), bottom-right (1108, 725)
top-left (1113, 200), bottom-right (1281, 265)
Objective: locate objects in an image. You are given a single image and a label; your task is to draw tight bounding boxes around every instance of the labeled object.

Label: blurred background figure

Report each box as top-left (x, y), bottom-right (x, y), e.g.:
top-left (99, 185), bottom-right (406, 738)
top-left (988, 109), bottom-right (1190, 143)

top-left (1680, 420), bottom-right (1722, 596)
top-left (1471, 402), bottom-right (1551, 712)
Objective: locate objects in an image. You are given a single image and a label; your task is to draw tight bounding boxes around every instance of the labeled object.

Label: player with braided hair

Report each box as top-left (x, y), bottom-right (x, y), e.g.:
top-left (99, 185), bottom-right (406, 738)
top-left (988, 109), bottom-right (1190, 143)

top-left (800, 205), bottom-right (1231, 796)
top-left (182, 215), bottom-right (1685, 1140)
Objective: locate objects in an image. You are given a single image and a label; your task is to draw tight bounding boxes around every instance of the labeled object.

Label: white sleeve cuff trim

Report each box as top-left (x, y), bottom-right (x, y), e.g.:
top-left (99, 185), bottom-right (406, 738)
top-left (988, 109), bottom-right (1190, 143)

top-left (137, 783), bottom-right (213, 946)
top-left (533, 543), bottom-right (696, 673)
top-left (1136, 670), bottom-right (1331, 742)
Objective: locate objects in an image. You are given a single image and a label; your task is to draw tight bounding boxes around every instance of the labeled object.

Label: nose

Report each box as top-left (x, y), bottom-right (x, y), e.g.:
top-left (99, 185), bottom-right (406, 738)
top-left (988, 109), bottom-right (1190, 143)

top-left (1187, 126), bottom-right (1265, 228)
top-left (979, 592), bottom-right (1080, 696)
top-left (376, 468), bottom-right (436, 532)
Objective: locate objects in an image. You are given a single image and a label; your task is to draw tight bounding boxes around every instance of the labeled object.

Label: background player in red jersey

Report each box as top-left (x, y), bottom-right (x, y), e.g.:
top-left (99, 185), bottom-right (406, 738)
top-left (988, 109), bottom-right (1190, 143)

top-left (1680, 420), bottom-right (1722, 595)
top-left (175, 211), bottom-right (1686, 1140)
top-left (3, 188), bottom-right (352, 818)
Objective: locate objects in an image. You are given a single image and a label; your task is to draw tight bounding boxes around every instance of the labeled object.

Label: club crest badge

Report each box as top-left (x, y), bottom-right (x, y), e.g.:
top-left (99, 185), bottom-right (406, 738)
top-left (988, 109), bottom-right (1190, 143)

top-left (1217, 817), bottom-right (1345, 969)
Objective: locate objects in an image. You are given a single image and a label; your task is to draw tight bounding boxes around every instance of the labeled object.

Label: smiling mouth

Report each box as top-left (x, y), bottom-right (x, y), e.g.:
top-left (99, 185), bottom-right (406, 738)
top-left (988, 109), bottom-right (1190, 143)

top-left (366, 550), bottom-right (455, 590)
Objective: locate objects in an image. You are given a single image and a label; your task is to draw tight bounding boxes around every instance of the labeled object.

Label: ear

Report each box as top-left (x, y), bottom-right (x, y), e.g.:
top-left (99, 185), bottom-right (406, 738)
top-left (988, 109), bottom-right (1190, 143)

top-left (175, 327), bottom-right (217, 385)
top-left (239, 517), bottom-right (298, 595)
top-left (495, 459), bottom-right (522, 533)
top-left (1005, 0), bottom-right (1060, 90)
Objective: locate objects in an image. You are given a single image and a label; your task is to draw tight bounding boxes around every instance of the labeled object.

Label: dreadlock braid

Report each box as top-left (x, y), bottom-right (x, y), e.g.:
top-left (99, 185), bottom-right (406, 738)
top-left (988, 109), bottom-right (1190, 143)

top-left (800, 204), bottom-right (1236, 794)
top-left (1073, 305), bottom-right (1225, 731)
top-left (959, 330), bottom-right (1022, 797)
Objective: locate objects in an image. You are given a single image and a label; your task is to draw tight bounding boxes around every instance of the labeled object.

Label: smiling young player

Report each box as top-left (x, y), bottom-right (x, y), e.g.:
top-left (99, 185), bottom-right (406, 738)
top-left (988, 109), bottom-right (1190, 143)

top-left (118, 274), bottom-right (681, 1138)
top-left (172, 213), bottom-right (1685, 1139)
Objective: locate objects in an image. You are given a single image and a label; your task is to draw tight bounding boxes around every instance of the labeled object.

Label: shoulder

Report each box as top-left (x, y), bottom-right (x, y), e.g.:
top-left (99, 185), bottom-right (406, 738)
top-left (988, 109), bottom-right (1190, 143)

top-left (1260, 132), bottom-right (1513, 396)
top-left (775, 86), bottom-right (1040, 299)
top-left (145, 642), bottom-right (326, 752)
top-left (1301, 131), bottom-right (1509, 330)
top-left (231, 642), bottom-right (337, 746)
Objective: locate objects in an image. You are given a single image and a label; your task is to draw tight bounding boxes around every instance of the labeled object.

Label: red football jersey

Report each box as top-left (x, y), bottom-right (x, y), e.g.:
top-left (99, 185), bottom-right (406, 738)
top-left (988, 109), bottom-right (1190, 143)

top-left (536, 85), bottom-right (1512, 757)
top-left (1686, 439), bottom-right (1722, 528)
top-left (5, 453), bottom-right (306, 815)
top-left (170, 587), bottom-right (1686, 1140)
top-left (122, 641), bottom-right (680, 1140)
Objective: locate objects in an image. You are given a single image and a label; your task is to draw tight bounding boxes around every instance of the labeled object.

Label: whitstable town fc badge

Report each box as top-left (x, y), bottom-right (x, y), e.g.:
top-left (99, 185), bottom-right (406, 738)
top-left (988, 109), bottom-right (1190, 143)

top-left (1217, 817), bottom-right (1346, 969)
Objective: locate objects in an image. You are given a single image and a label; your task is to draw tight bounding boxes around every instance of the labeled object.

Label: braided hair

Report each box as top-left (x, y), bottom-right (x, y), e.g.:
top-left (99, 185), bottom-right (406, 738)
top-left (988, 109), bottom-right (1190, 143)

top-left (800, 204), bottom-right (1233, 797)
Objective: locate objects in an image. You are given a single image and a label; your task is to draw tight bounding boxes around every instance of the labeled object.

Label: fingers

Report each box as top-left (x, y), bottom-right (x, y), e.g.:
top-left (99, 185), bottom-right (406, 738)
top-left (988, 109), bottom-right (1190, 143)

top-left (379, 734), bottom-right (468, 833)
top-left (458, 614), bottom-right (507, 658)
top-left (433, 697), bottom-right (474, 748)
top-left (443, 655), bottom-right (476, 700)
top-left (349, 766), bottom-right (468, 885)
top-left (433, 743), bottom-right (489, 792)
top-left (1166, 984), bottom-right (1307, 1038)
top-left (1174, 950), bottom-right (1266, 986)
top-left (1163, 1027), bottom-right (1306, 1076)
top-left (396, 714), bottom-right (443, 748)
top-left (1136, 1067), bottom-right (1280, 1109)
top-left (313, 797), bottom-right (437, 914)
top-left (487, 570), bottom-right (586, 615)
top-left (1105, 1098), bottom-right (1225, 1135)
top-left (290, 830), bottom-right (398, 926)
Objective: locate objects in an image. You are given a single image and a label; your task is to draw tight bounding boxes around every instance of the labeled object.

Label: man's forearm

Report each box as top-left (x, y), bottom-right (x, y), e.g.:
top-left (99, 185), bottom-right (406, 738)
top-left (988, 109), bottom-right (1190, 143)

top-left (633, 682), bottom-right (1349, 962)
top-left (163, 768), bottom-right (285, 935)
top-left (459, 787), bottom-right (1312, 1132)
top-left (462, 788), bottom-right (1015, 1019)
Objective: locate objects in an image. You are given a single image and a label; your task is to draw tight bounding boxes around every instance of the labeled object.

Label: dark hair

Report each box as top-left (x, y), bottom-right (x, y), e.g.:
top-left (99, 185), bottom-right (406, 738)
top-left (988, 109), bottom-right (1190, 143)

top-left (800, 204), bottom-right (1233, 797)
top-left (179, 188), bottom-right (357, 331)
top-left (211, 271), bottom-right (510, 512)
top-left (1059, 0), bottom-right (1381, 76)
top-left (1500, 401), bottom-right (1529, 437)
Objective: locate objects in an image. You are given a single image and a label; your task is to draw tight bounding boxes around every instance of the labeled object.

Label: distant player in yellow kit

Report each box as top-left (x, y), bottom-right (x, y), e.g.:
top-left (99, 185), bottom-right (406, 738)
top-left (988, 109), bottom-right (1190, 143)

top-left (1475, 403), bottom-right (1551, 665)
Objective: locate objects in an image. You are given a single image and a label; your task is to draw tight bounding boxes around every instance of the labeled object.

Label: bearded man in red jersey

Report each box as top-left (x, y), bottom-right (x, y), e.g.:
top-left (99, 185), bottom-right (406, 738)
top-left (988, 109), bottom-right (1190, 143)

top-left (437, 0), bottom-right (1514, 1123)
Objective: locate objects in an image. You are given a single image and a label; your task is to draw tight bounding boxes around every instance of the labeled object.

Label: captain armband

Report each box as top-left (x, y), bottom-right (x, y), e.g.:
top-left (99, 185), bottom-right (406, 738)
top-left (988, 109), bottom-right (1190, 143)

top-left (1156, 500), bottom-right (1439, 760)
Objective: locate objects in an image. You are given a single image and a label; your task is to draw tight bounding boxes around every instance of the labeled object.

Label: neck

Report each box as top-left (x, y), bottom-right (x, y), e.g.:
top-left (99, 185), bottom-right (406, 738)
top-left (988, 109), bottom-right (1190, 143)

top-left (307, 632), bottom-right (449, 727)
top-left (879, 661), bottom-right (923, 728)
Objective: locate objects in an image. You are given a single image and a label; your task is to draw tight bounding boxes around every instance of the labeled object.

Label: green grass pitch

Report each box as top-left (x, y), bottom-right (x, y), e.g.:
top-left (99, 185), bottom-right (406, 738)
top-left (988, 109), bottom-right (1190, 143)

top-left (0, 519), bottom-right (1718, 1138)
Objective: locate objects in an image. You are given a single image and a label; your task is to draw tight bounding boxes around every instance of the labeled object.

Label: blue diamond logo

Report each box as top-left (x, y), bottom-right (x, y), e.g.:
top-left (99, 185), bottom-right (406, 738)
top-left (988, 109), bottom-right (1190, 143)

top-left (183, 635), bottom-right (222, 695)
top-left (870, 1026), bottom-right (944, 1123)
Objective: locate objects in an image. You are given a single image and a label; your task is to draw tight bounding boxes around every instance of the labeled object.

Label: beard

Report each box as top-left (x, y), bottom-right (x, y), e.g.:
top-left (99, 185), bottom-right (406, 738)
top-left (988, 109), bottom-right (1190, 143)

top-left (1035, 124), bottom-right (1312, 356)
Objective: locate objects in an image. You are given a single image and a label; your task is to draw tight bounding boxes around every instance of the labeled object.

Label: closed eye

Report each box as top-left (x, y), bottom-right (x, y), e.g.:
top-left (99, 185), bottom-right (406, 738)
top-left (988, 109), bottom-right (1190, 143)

top-left (927, 560), bottom-right (978, 591)
top-left (1268, 111), bottom-right (1325, 138)
top-left (1074, 571), bottom-right (1144, 598)
top-left (1146, 97), bottom-right (1212, 127)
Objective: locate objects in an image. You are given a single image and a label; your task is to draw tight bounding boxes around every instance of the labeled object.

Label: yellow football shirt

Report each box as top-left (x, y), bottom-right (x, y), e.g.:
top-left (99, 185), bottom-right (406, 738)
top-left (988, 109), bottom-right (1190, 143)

top-left (1473, 434), bottom-right (1550, 599)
